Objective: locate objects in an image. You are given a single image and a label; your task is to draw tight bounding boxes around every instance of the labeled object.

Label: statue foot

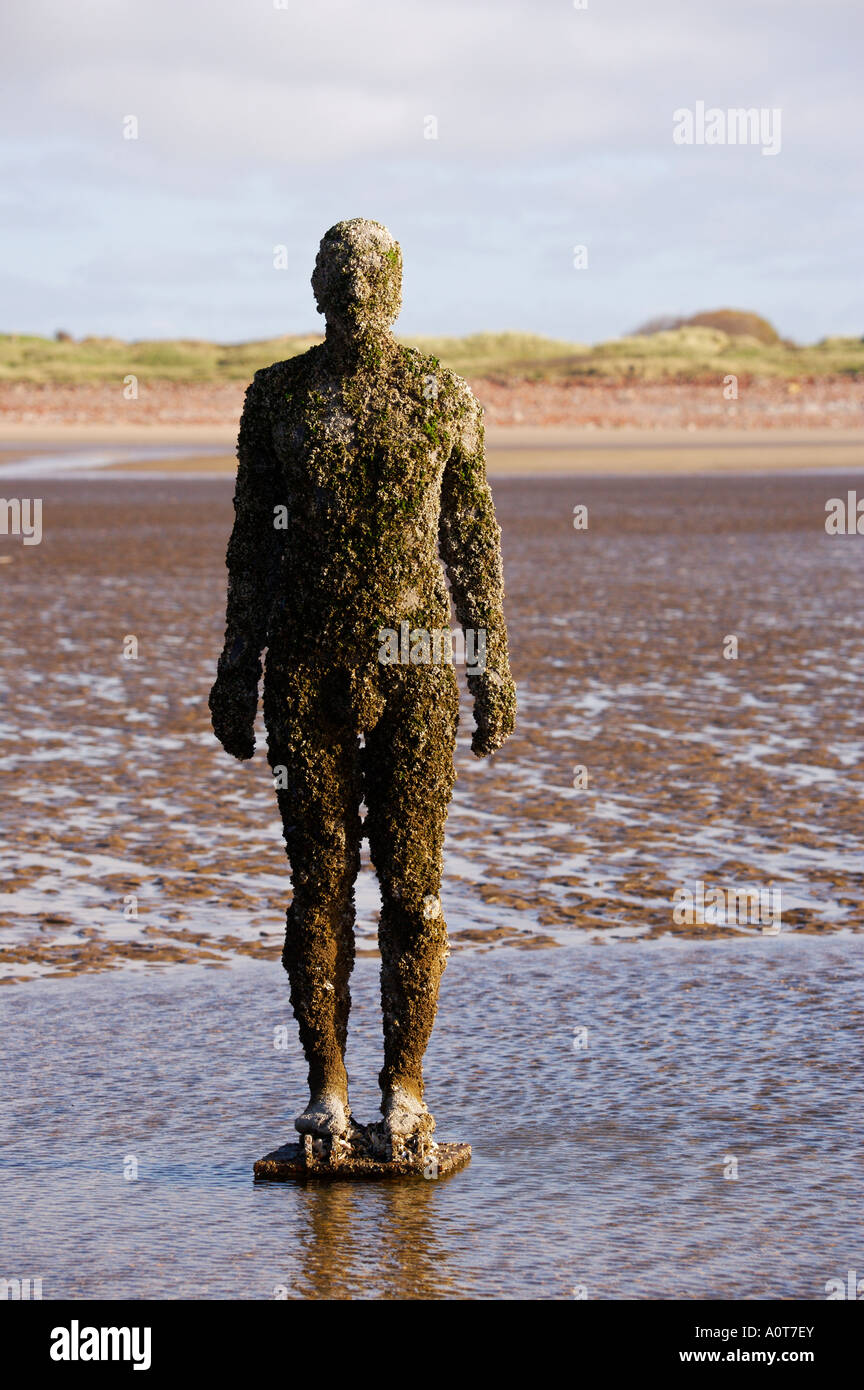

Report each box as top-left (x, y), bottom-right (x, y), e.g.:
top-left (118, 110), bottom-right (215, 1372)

top-left (294, 1091), bottom-right (351, 1138)
top-left (381, 1083), bottom-right (435, 1142)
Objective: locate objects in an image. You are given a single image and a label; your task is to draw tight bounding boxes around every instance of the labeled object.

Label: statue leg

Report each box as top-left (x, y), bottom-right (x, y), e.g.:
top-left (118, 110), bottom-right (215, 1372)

top-left (364, 665), bottom-right (459, 1139)
top-left (264, 669), bottom-right (362, 1138)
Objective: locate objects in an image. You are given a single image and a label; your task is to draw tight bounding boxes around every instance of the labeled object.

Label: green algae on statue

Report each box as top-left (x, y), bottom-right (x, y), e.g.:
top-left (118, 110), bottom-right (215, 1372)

top-left (210, 218), bottom-right (516, 1164)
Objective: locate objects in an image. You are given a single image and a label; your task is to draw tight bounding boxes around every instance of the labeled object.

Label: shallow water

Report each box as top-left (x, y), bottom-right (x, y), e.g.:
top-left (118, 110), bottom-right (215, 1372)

top-left (0, 445), bottom-right (218, 480)
top-left (1, 938), bottom-right (861, 1299)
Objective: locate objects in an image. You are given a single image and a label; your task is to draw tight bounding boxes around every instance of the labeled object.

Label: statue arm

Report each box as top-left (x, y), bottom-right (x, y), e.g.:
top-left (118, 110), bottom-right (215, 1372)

top-left (221, 371), bottom-right (283, 661)
top-left (210, 371), bottom-right (282, 759)
top-left (438, 389), bottom-right (517, 757)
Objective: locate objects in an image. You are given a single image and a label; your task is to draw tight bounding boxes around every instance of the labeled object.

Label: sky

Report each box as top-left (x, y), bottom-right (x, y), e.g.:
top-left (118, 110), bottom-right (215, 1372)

top-left (1, 0), bottom-right (861, 344)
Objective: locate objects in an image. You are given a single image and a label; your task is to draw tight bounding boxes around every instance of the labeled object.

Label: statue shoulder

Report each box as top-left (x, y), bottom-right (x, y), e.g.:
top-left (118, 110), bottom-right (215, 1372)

top-left (439, 366), bottom-right (481, 416)
top-left (249, 348), bottom-right (318, 405)
top-left (398, 347), bottom-right (482, 422)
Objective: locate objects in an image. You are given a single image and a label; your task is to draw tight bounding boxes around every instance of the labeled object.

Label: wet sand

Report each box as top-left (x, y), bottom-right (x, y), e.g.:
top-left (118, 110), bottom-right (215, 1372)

top-left (2, 941), bottom-right (861, 1298)
top-left (2, 460), bottom-right (862, 1303)
top-left (1, 428), bottom-right (863, 477)
top-left (91, 431), bottom-right (864, 477)
top-left (1, 467), bottom-right (862, 982)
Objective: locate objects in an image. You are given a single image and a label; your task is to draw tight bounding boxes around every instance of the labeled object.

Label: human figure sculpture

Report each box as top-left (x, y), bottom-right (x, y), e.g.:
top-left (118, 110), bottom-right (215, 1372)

top-left (210, 218), bottom-right (516, 1159)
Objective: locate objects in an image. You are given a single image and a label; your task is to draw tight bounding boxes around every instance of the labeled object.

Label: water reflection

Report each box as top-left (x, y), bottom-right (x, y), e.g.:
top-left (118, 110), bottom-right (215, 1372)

top-left (265, 1179), bottom-right (464, 1300)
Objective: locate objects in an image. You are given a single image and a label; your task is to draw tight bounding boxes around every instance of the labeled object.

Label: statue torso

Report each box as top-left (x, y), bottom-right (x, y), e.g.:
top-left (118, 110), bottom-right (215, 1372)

top-left (256, 342), bottom-right (471, 669)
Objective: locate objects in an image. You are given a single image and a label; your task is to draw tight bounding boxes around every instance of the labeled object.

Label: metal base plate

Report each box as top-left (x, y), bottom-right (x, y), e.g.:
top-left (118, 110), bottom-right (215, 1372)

top-left (253, 1139), bottom-right (471, 1182)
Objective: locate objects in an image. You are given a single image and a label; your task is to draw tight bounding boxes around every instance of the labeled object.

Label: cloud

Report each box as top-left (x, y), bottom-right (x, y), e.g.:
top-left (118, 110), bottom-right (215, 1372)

top-left (4, 0), bottom-right (861, 165)
top-left (1, 0), bottom-right (861, 340)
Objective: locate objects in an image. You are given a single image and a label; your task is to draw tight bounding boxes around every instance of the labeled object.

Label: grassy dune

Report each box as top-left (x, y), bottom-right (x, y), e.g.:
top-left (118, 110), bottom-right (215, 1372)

top-left (1, 327), bottom-right (862, 383)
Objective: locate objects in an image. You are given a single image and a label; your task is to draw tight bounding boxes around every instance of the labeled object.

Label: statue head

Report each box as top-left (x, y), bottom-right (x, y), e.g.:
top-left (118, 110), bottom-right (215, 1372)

top-left (312, 218), bottom-right (402, 337)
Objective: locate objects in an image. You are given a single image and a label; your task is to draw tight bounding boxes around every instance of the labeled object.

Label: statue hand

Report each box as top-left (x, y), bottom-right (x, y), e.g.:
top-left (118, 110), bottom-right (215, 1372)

top-left (209, 645), bottom-right (261, 761)
top-left (470, 671), bottom-right (516, 759)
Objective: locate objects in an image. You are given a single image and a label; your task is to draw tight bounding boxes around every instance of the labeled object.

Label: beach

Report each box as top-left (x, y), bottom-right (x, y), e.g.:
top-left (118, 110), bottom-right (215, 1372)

top-left (4, 0), bottom-right (861, 1319)
top-left (2, 443), bottom-right (863, 1301)
top-left (1, 427), bottom-right (863, 479)
top-left (1, 373), bottom-right (863, 440)
top-left (2, 464), bottom-right (863, 984)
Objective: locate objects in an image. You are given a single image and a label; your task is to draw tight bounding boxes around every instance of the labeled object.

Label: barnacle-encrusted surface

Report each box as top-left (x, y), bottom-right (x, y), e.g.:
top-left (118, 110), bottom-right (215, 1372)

top-left (254, 1137), bottom-right (472, 1183)
top-left (210, 218), bottom-right (516, 1133)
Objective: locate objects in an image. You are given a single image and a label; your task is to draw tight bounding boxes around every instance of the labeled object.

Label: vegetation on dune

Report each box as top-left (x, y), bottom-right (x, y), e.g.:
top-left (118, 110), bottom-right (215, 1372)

top-left (0, 333), bottom-right (322, 383)
top-left (559, 326), bottom-right (864, 382)
top-left (399, 332), bottom-right (589, 377)
top-left (0, 322), bottom-right (862, 384)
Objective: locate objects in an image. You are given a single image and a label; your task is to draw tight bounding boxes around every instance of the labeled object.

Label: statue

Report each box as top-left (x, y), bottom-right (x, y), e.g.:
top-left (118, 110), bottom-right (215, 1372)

top-left (210, 218), bottom-right (516, 1171)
